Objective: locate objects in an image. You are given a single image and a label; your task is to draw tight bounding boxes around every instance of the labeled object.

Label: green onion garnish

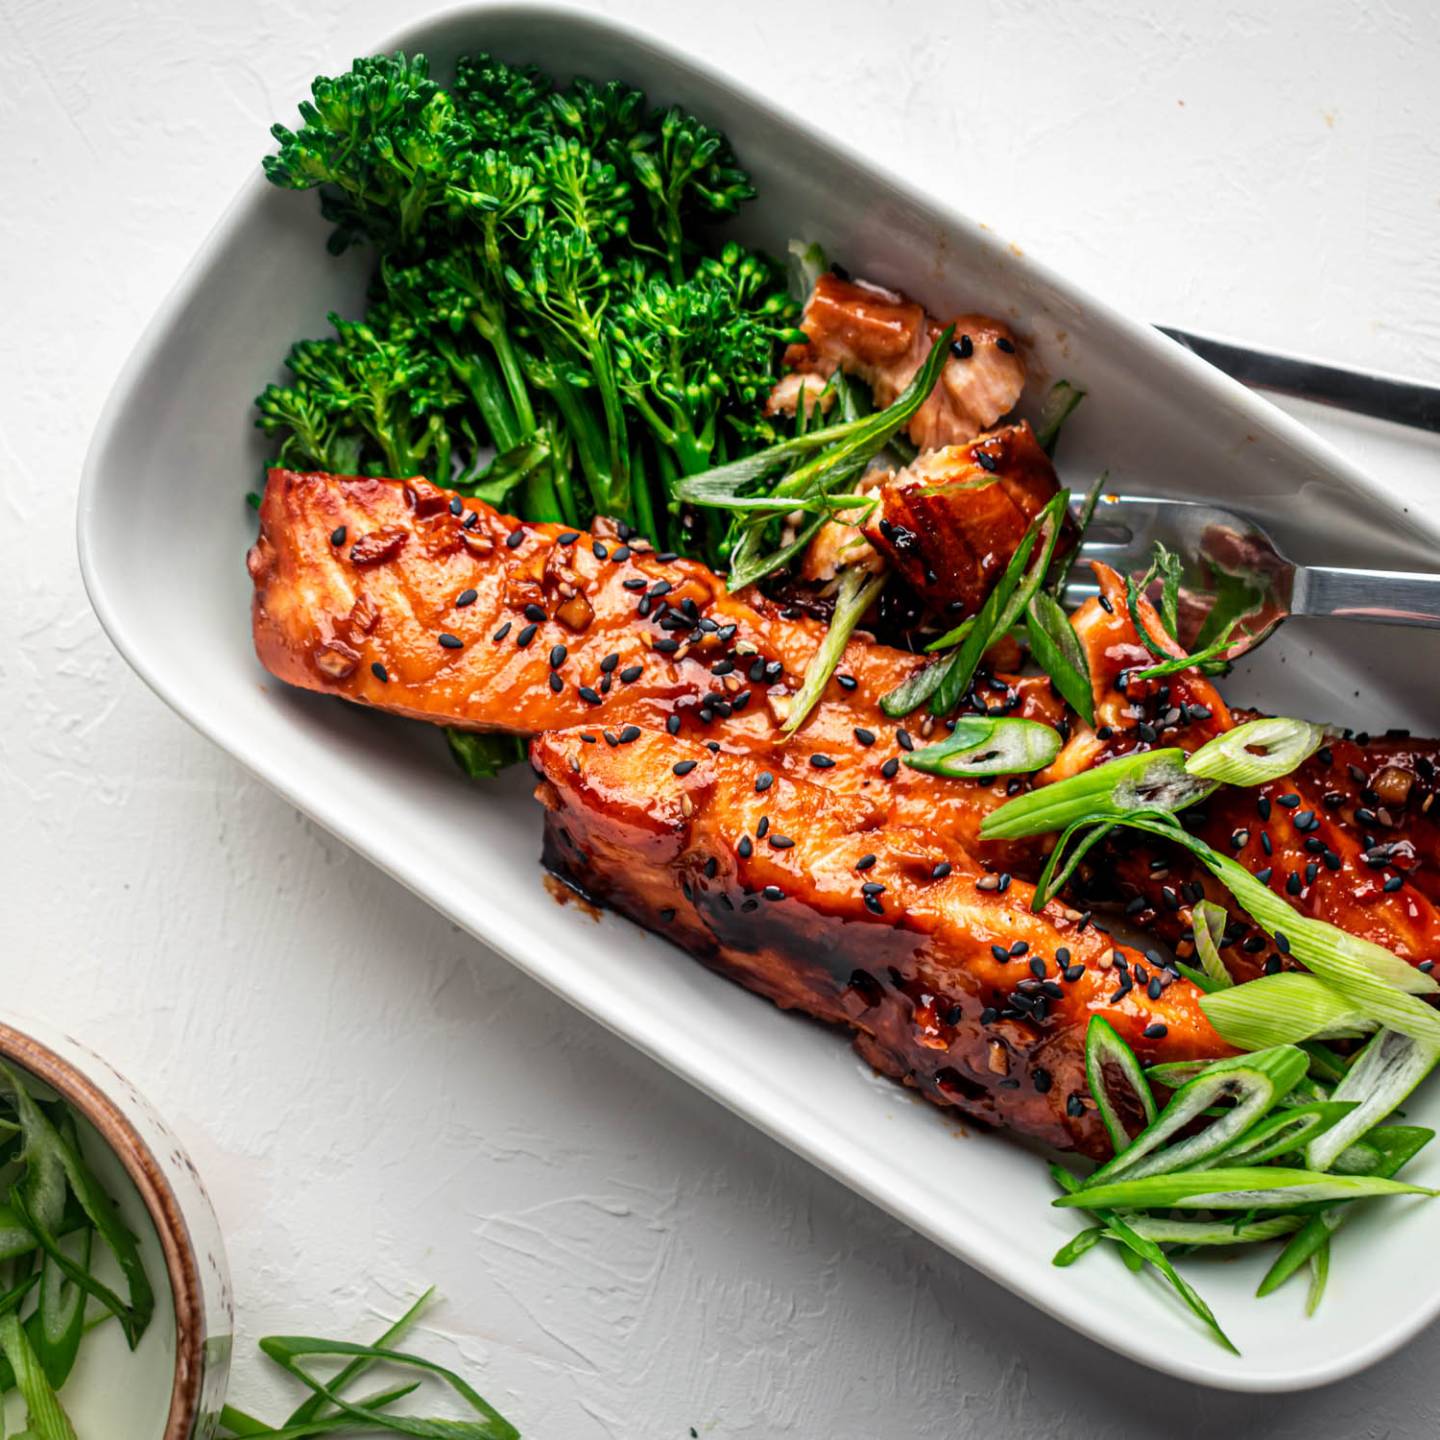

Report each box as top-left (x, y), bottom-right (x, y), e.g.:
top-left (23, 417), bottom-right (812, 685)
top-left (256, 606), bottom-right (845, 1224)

top-left (979, 747), bottom-right (1214, 843)
top-left (903, 717), bottom-right (1062, 780)
top-left (781, 565), bottom-right (888, 735)
top-left (1200, 973), bottom-right (1377, 1050)
top-left (1055, 1166), bottom-right (1436, 1211)
top-left (1190, 897), bottom-right (1233, 990)
top-left (1303, 1029), bottom-right (1440, 1173)
top-left (1085, 1046), bottom-right (1309, 1184)
top-left (1185, 715), bottom-right (1327, 787)
top-left (1084, 1016), bottom-right (1156, 1156)
top-left (1025, 589), bottom-right (1095, 725)
top-left (1034, 379), bottom-right (1086, 456)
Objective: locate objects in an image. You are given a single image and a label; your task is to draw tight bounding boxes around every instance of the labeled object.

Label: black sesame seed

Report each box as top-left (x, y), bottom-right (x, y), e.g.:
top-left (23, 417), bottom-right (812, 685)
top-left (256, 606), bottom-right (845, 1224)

top-left (438, 633), bottom-right (463, 649)
top-left (755, 771), bottom-right (774, 793)
top-left (659, 908), bottom-right (676, 923)
top-left (673, 760), bottom-right (698, 776)
top-left (492, 622), bottom-right (512, 642)
top-left (1142, 1023), bottom-right (1168, 1039)
top-left (1384, 874), bottom-right (1404, 893)
top-left (449, 496), bottom-right (463, 516)
top-left (611, 545), bottom-right (631, 562)
top-left (737, 836), bottom-right (753, 859)
top-left (1278, 793), bottom-right (1301, 809)
top-left (505, 528), bottom-right (526, 549)
top-left (523, 603), bottom-right (546, 623)
top-left (654, 637), bottom-right (680, 654)
top-left (951, 334), bottom-right (974, 359)
top-left (619, 725), bottom-right (641, 744)
top-left (620, 664), bottom-right (643, 684)
top-left (995, 335), bottom-right (1016, 353)
top-left (623, 577), bottom-right (648, 592)
top-left (1033, 1067), bottom-right (1053, 1093)
top-left (455, 588), bottom-right (478, 608)
top-left (666, 714), bottom-right (681, 736)
top-left (974, 449), bottom-right (997, 473)
top-left (600, 653), bottom-right (619, 674)
top-left (515, 623), bottom-right (537, 648)
top-left (856, 853), bottom-right (877, 872)
top-left (1066, 1095), bottom-right (1086, 1117)
top-left (557, 531), bottom-right (579, 546)
top-left (1286, 872), bottom-right (1301, 896)
top-left (592, 542), bottom-right (608, 559)
top-left (763, 885), bottom-right (784, 902)
top-left (1064, 964), bottom-right (1085, 982)
top-left (548, 673), bottom-right (563, 693)
top-left (896, 729), bottom-right (914, 752)
top-left (1098, 595), bottom-right (1114, 614)
top-left (578, 686), bottom-right (602, 705)
top-left (549, 644), bottom-right (568, 669)
top-left (371, 662), bottom-right (388, 682)
top-left (881, 757), bottom-right (900, 779)
top-left (811, 754), bottom-right (836, 769)
top-left (330, 526), bottom-right (347, 547)
top-left (1028, 957), bottom-right (1045, 979)
top-left (931, 862), bottom-right (952, 880)
top-left (854, 727), bottom-right (876, 746)
top-left (864, 893), bottom-right (884, 915)
top-left (1257, 796), bottom-right (1272, 821)
top-left (1275, 932), bottom-right (1291, 955)
top-left (836, 673), bottom-right (858, 691)
top-left (991, 944), bottom-right (1010, 963)
top-left (756, 816), bottom-right (770, 839)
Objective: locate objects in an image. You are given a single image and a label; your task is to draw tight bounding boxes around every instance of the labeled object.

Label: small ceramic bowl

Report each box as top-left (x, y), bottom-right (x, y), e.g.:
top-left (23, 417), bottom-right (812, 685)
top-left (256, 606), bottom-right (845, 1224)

top-left (0, 1012), bottom-right (232, 1437)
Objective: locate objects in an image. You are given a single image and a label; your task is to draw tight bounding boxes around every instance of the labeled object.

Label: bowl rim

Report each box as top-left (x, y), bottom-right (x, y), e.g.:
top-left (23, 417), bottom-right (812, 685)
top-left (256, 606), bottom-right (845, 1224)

top-left (73, 0), bottom-right (1440, 1395)
top-left (0, 1022), bottom-right (206, 1436)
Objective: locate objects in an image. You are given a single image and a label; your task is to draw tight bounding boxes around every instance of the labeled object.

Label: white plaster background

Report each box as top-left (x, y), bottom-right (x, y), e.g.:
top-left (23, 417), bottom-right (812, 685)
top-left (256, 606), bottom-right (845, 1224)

top-left (5, 0), bottom-right (1440, 1434)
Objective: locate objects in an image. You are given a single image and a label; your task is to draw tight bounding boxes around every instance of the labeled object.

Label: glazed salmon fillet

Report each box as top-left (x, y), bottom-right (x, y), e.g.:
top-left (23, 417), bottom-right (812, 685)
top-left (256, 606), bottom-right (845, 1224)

top-left (532, 726), bottom-right (1230, 1155)
top-left (250, 467), bottom-right (1078, 868)
top-left (768, 272), bottom-right (1027, 451)
top-left (248, 466), bottom-right (1236, 1151)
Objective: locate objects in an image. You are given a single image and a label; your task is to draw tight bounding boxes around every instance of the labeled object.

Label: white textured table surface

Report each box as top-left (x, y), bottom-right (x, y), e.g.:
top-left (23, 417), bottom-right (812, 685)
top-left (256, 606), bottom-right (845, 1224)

top-left (6, 0), bottom-right (1440, 1434)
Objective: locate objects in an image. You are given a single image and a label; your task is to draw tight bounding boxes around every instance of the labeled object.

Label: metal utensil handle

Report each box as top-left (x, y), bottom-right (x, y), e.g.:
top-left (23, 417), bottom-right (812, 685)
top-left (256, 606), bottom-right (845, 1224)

top-left (1156, 326), bottom-right (1440, 433)
top-left (1292, 565), bottom-right (1440, 627)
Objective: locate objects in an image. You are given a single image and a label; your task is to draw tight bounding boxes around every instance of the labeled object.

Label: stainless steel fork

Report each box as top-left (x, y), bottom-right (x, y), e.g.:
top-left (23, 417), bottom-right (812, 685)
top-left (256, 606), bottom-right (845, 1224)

top-left (1066, 494), bottom-right (1440, 657)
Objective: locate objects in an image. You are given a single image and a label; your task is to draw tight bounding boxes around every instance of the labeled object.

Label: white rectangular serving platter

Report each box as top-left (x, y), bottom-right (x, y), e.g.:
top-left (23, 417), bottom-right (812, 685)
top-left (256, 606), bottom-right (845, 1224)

top-left (78, 2), bottom-right (1440, 1391)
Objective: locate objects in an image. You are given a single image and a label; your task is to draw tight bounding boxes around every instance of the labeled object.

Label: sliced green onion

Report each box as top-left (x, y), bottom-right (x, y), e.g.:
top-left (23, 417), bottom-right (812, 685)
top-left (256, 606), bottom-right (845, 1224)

top-left (904, 717), bottom-right (1061, 780)
top-left (1257, 1126), bottom-right (1434, 1297)
top-left (1032, 817), bottom-right (1118, 909)
top-left (1084, 1016), bottom-right (1157, 1156)
top-left (1050, 1224), bottom-right (1107, 1267)
top-left (258, 1334), bottom-right (520, 1440)
top-left (878, 619), bottom-right (977, 717)
top-left (1208, 1101), bottom-right (1357, 1168)
top-left (1085, 1047), bottom-right (1308, 1184)
top-left (781, 565), bottom-right (888, 735)
top-left (1089, 816), bottom-right (1440, 1044)
top-left (1304, 1029), bottom-right (1440, 1172)
top-left (1056, 1166), bottom-right (1436, 1211)
top-left (1192, 898), bottom-right (1233, 990)
top-left (1185, 716), bottom-right (1327, 787)
top-left (1200, 973), bottom-right (1377, 1050)
top-left (1306, 1237), bottom-right (1330, 1316)
top-left (1125, 546), bottom-right (1186, 655)
top-left (1034, 380), bottom-right (1086, 455)
top-left (1025, 589), bottom-right (1095, 724)
top-left (1049, 470), bottom-right (1106, 597)
top-left (1118, 1214), bottom-right (1304, 1246)
top-left (979, 748), bottom-right (1214, 843)
top-left (1051, 1166), bottom-right (1237, 1351)
top-left (0, 1311), bottom-right (77, 1440)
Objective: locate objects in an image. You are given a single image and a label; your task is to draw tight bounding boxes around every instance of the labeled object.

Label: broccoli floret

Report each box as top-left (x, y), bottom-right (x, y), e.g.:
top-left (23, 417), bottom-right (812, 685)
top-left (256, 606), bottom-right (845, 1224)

top-left (611, 243), bottom-right (799, 476)
top-left (256, 311), bottom-right (461, 481)
top-left (631, 108), bottom-right (755, 282)
top-left (264, 53), bottom-right (468, 253)
top-left (259, 50), bottom-right (785, 549)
